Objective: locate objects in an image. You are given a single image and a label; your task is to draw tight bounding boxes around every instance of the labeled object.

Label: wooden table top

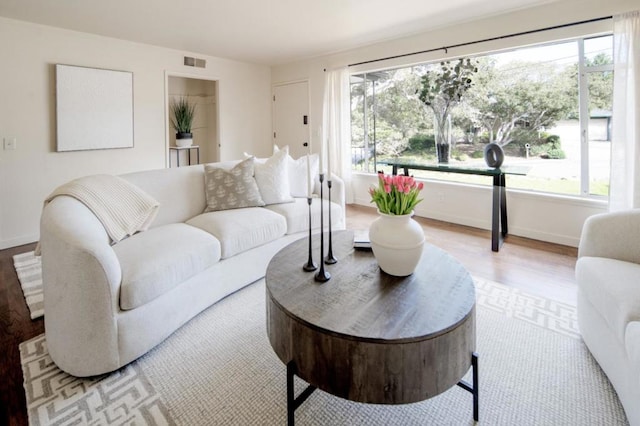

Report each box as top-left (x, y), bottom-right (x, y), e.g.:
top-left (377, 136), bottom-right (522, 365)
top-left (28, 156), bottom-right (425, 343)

top-left (266, 230), bottom-right (475, 344)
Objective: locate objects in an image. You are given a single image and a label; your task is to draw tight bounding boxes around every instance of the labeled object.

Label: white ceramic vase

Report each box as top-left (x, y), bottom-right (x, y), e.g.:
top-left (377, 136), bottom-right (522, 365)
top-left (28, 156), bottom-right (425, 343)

top-left (369, 210), bottom-right (425, 276)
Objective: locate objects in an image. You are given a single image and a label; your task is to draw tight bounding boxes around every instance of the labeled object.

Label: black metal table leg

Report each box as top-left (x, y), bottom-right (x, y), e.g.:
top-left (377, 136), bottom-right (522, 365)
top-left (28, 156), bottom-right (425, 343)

top-left (287, 362), bottom-right (295, 426)
top-left (500, 173), bottom-right (508, 236)
top-left (491, 172), bottom-right (509, 252)
top-left (457, 352), bottom-right (479, 421)
top-left (492, 175), bottom-right (501, 251)
top-left (287, 362), bottom-right (317, 426)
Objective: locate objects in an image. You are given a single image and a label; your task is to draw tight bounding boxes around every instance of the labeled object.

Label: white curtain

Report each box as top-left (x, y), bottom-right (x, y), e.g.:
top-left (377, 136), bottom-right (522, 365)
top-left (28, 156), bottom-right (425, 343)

top-left (322, 67), bottom-right (353, 203)
top-left (609, 10), bottom-right (640, 211)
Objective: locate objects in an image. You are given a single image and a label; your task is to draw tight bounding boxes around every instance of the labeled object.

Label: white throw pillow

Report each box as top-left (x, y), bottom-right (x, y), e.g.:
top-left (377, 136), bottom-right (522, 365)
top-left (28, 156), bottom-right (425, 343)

top-left (288, 153), bottom-right (319, 197)
top-left (253, 147), bottom-right (294, 205)
top-left (273, 145), bottom-right (319, 198)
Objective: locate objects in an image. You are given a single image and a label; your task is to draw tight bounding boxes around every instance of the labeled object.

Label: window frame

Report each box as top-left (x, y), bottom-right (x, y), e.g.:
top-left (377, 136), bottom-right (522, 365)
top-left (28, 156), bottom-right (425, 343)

top-left (350, 31), bottom-right (614, 200)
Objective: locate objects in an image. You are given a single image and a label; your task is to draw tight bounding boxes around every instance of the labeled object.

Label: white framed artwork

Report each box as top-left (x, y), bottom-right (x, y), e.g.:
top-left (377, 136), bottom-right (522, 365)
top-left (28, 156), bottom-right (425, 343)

top-left (56, 64), bottom-right (134, 151)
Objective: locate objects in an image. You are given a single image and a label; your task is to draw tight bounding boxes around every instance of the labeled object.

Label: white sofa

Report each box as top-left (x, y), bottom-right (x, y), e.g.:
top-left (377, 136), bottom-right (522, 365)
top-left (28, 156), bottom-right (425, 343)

top-left (39, 161), bottom-right (345, 377)
top-left (576, 209), bottom-right (640, 426)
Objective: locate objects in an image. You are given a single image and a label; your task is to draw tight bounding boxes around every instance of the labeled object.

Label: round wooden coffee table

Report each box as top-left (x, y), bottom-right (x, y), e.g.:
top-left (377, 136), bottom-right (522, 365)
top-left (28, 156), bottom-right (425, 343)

top-left (266, 230), bottom-right (478, 425)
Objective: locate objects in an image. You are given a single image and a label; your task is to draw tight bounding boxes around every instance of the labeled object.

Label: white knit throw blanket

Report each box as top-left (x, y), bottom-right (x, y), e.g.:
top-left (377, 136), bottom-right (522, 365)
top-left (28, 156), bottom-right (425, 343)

top-left (38, 174), bottom-right (159, 250)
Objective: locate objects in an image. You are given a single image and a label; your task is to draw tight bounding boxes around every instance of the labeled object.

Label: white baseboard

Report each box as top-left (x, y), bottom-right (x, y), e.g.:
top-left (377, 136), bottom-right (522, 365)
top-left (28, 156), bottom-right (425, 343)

top-left (507, 225), bottom-right (580, 247)
top-left (0, 234), bottom-right (39, 250)
top-left (351, 199), bottom-right (579, 248)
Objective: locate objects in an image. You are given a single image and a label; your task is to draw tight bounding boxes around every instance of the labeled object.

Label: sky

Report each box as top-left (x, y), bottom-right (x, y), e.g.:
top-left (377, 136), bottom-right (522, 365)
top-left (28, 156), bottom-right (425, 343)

top-left (492, 34), bottom-right (612, 68)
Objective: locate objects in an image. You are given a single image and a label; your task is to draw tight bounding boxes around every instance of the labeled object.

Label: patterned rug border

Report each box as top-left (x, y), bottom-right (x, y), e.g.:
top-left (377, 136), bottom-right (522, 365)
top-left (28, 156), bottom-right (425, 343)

top-left (13, 251), bottom-right (43, 320)
top-left (474, 279), bottom-right (578, 339)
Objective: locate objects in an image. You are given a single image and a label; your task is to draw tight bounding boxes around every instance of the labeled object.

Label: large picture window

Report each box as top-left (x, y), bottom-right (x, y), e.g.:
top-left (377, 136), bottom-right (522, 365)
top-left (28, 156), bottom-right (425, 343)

top-left (350, 35), bottom-right (613, 198)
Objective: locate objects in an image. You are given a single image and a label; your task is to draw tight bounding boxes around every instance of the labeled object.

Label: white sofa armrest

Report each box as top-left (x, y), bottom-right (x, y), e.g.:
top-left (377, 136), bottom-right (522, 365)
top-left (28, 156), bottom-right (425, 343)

top-left (578, 209), bottom-right (640, 265)
top-left (40, 196), bottom-right (123, 376)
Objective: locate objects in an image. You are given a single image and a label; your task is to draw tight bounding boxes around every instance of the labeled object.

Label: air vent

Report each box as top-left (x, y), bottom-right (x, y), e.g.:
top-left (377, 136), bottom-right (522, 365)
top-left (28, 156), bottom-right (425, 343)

top-left (183, 56), bottom-right (206, 68)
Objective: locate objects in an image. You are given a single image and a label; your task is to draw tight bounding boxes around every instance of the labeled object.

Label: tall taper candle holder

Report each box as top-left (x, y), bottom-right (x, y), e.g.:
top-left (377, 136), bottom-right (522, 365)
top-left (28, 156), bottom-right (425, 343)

top-left (325, 179), bottom-right (337, 264)
top-left (303, 197), bottom-right (317, 271)
top-left (315, 174), bottom-right (331, 282)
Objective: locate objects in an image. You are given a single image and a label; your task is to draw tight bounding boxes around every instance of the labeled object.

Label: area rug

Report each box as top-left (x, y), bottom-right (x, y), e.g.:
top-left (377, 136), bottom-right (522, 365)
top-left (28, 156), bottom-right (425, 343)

top-left (20, 278), bottom-right (627, 425)
top-left (13, 251), bottom-right (43, 319)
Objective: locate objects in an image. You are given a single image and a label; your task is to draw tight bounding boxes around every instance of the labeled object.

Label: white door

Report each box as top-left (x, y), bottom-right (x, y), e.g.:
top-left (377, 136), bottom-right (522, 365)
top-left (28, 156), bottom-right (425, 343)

top-left (273, 81), bottom-right (309, 159)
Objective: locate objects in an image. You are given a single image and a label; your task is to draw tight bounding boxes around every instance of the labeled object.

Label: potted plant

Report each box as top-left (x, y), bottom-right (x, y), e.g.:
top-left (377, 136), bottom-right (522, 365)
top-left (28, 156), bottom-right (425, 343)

top-left (170, 97), bottom-right (196, 147)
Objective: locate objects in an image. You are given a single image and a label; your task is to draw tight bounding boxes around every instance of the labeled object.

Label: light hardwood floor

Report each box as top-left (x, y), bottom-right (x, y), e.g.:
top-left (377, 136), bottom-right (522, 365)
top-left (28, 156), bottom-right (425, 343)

top-left (0, 204), bottom-right (578, 426)
top-left (346, 204), bottom-right (578, 305)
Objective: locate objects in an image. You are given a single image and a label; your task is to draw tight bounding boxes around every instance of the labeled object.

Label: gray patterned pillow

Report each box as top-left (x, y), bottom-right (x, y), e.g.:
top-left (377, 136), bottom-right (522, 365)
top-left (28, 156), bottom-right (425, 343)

top-left (204, 158), bottom-right (265, 212)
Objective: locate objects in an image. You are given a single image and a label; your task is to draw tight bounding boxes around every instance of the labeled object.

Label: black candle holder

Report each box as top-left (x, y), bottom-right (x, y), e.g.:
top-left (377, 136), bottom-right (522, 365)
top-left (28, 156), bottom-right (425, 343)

top-left (325, 179), bottom-right (337, 264)
top-left (315, 173), bottom-right (331, 283)
top-left (303, 197), bottom-right (317, 272)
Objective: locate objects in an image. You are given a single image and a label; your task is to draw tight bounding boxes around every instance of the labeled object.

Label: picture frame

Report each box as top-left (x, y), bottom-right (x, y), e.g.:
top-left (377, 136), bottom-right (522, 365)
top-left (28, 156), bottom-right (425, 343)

top-left (56, 64), bottom-right (134, 151)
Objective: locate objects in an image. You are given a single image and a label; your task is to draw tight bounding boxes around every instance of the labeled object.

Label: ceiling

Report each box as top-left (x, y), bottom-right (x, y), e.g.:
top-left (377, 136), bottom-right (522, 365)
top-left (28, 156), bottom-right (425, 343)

top-left (0, 0), bottom-right (558, 65)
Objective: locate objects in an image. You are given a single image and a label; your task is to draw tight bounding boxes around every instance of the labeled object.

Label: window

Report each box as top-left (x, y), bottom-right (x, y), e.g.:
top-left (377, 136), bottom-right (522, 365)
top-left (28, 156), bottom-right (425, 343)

top-left (350, 35), bottom-right (614, 198)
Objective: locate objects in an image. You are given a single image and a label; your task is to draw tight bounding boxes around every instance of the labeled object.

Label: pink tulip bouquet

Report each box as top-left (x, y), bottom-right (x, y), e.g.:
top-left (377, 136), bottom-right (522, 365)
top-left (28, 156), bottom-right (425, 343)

top-left (369, 172), bottom-right (424, 216)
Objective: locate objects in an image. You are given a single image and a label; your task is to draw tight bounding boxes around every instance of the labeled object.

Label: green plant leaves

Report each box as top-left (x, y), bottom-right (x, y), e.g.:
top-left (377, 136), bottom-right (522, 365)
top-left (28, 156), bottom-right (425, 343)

top-left (170, 98), bottom-right (196, 134)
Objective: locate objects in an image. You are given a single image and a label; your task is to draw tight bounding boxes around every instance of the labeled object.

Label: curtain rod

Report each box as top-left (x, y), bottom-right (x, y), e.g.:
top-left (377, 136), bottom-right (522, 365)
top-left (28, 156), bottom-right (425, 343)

top-left (348, 15), bottom-right (612, 68)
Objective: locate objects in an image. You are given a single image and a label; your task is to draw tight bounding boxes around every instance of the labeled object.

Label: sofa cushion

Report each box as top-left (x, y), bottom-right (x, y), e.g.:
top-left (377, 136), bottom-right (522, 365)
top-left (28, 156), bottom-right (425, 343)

top-left (187, 208), bottom-right (286, 259)
top-left (204, 157), bottom-right (264, 212)
top-left (114, 223), bottom-right (221, 310)
top-left (265, 197), bottom-right (343, 235)
top-left (576, 256), bottom-right (640, 344)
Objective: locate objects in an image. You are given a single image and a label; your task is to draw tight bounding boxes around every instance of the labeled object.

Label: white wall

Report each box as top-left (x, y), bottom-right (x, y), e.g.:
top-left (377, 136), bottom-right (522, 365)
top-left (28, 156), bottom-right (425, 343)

top-left (272, 0), bottom-right (638, 247)
top-left (0, 17), bottom-right (272, 249)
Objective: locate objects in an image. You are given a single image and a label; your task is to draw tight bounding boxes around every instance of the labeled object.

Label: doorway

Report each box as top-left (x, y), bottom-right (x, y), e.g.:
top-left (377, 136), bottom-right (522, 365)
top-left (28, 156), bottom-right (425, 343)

top-left (166, 74), bottom-right (219, 167)
top-left (272, 80), bottom-right (310, 159)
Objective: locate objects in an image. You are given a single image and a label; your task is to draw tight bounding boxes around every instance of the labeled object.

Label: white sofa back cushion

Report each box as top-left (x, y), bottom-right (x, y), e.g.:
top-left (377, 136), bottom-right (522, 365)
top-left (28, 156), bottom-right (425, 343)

top-left (121, 165), bottom-right (208, 228)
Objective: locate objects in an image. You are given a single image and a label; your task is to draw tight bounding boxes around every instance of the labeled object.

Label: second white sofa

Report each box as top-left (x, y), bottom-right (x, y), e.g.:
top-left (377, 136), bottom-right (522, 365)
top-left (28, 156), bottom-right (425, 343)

top-left (576, 209), bottom-right (640, 426)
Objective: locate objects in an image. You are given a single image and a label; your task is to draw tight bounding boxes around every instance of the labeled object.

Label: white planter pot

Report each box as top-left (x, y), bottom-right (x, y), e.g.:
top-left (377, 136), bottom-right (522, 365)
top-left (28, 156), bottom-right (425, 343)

top-left (176, 137), bottom-right (193, 147)
top-left (369, 210), bottom-right (425, 276)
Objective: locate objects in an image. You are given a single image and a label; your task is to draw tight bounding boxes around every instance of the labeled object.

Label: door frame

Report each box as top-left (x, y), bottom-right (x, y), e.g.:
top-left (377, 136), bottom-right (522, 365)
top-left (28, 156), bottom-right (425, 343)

top-left (164, 71), bottom-right (220, 168)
